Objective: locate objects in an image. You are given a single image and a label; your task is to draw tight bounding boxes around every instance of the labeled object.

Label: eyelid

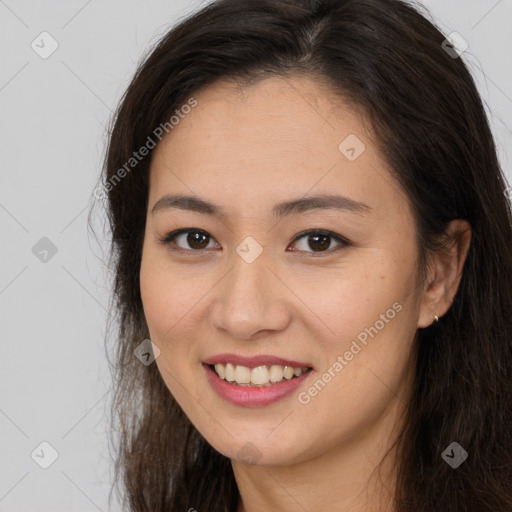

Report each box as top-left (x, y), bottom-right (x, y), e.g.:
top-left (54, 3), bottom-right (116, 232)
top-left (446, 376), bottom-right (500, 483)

top-left (158, 228), bottom-right (218, 251)
top-left (158, 228), bottom-right (351, 254)
top-left (290, 229), bottom-right (351, 254)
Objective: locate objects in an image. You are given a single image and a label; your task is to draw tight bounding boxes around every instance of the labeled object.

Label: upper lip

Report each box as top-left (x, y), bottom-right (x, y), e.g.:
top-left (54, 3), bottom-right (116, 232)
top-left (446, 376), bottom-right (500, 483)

top-left (203, 353), bottom-right (313, 369)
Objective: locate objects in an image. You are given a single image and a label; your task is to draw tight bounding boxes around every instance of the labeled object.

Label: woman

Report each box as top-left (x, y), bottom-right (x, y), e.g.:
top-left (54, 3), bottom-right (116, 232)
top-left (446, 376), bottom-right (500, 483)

top-left (100, 0), bottom-right (512, 510)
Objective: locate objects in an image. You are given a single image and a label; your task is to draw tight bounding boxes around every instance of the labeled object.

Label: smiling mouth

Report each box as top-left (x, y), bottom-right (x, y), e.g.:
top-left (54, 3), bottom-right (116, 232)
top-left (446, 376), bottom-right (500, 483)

top-left (209, 363), bottom-right (313, 387)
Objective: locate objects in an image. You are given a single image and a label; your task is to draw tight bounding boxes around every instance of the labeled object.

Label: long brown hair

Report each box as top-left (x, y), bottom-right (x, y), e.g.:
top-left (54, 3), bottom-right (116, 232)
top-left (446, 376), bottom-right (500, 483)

top-left (98, 0), bottom-right (512, 510)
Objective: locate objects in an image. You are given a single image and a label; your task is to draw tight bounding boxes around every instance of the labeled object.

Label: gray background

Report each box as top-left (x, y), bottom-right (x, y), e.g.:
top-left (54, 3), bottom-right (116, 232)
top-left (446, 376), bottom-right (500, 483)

top-left (1, 1), bottom-right (511, 511)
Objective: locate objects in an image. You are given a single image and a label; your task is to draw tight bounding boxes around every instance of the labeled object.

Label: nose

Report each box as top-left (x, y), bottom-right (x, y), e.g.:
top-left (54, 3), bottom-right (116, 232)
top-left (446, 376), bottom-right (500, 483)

top-left (210, 249), bottom-right (291, 340)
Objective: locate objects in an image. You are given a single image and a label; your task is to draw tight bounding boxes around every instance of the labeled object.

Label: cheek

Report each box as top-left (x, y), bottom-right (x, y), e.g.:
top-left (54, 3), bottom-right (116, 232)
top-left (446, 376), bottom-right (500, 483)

top-left (139, 251), bottom-right (200, 401)
top-left (140, 248), bottom-right (193, 336)
top-left (296, 284), bottom-right (417, 448)
top-left (140, 253), bottom-right (165, 334)
top-left (297, 257), bottom-right (415, 351)
top-left (139, 248), bottom-right (215, 374)
top-left (139, 247), bottom-right (183, 349)
top-left (300, 263), bottom-right (420, 423)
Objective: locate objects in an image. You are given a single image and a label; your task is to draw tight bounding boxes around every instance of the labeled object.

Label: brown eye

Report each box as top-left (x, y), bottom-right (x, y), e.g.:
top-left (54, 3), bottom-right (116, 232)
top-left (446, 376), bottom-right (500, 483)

top-left (160, 228), bottom-right (350, 256)
top-left (307, 233), bottom-right (331, 252)
top-left (161, 229), bottom-right (219, 251)
top-left (185, 231), bottom-right (210, 249)
top-left (289, 230), bottom-right (350, 254)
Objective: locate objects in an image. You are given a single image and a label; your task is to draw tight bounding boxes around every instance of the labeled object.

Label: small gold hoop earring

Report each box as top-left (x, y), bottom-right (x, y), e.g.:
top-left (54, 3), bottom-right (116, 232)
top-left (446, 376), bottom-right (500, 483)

top-left (434, 314), bottom-right (439, 323)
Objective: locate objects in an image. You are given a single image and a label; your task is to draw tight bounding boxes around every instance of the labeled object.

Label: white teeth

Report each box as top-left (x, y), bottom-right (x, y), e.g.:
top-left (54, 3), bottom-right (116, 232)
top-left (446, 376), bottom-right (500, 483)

top-left (283, 366), bottom-right (294, 379)
top-left (269, 365), bottom-right (284, 382)
top-left (225, 363), bottom-right (236, 382)
top-left (211, 363), bottom-right (310, 386)
top-left (234, 365), bottom-right (251, 384)
top-left (215, 363), bottom-right (225, 379)
top-left (251, 366), bottom-right (270, 385)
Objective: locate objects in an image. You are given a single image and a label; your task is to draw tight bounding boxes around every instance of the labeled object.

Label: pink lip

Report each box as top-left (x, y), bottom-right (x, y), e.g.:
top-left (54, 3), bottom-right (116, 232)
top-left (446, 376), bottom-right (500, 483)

top-left (203, 363), bottom-right (314, 407)
top-left (203, 353), bottom-right (313, 369)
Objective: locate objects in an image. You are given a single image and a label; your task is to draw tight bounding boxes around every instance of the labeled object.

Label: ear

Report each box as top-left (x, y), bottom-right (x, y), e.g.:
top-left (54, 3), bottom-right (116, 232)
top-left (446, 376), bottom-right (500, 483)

top-left (417, 219), bottom-right (472, 328)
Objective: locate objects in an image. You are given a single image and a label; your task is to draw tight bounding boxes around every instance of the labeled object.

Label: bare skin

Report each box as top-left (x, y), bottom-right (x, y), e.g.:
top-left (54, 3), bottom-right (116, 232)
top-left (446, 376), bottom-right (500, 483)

top-left (139, 76), bottom-right (471, 511)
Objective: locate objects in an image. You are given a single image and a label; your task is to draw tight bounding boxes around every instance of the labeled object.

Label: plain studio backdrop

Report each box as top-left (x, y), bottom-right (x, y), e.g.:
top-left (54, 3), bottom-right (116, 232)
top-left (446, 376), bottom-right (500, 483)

top-left (0, 1), bottom-right (511, 511)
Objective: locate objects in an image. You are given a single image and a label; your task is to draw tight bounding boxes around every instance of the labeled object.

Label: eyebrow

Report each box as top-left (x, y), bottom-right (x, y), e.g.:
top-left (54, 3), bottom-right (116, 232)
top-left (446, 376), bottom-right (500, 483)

top-left (151, 193), bottom-right (371, 220)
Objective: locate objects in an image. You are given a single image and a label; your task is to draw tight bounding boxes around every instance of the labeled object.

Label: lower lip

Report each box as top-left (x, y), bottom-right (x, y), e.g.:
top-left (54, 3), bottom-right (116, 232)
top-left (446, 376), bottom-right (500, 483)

top-left (203, 364), bottom-right (313, 407)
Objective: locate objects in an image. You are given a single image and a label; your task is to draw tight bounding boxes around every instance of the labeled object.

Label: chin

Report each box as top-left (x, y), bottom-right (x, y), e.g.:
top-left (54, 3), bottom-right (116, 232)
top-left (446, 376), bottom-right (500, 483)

top-left (199, 426), bottom-right (307, 467)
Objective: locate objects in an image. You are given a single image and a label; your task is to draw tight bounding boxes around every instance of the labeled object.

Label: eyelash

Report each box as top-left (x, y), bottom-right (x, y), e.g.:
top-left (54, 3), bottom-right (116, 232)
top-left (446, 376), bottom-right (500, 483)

top-left (158, 228), bottom-right (351, 256)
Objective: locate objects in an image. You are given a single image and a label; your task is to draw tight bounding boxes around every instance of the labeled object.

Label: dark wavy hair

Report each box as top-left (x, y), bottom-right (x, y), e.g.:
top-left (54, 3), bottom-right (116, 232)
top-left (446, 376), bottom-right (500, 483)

top-left (98, 0), bottom-right (512, 510)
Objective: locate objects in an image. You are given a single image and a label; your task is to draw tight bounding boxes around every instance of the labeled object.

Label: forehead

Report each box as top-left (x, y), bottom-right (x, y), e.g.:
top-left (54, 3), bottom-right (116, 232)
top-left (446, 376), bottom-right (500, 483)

top-left (148, 75), bottom-right (410, 222)
top-left (164, 75), bottom-right (364, 160)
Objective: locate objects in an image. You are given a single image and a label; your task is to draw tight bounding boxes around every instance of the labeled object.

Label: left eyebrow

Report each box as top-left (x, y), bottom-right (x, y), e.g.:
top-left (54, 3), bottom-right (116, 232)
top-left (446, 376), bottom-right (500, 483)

top-left (271, 194), bottom-right (372, 220)
top-left (151, 193), bottom-right (372, 219)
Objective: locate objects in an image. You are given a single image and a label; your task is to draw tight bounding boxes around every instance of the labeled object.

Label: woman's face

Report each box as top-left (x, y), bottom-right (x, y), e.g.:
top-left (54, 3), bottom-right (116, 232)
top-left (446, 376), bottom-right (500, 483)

top-left (140, 76), bottom-right (426, 466)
